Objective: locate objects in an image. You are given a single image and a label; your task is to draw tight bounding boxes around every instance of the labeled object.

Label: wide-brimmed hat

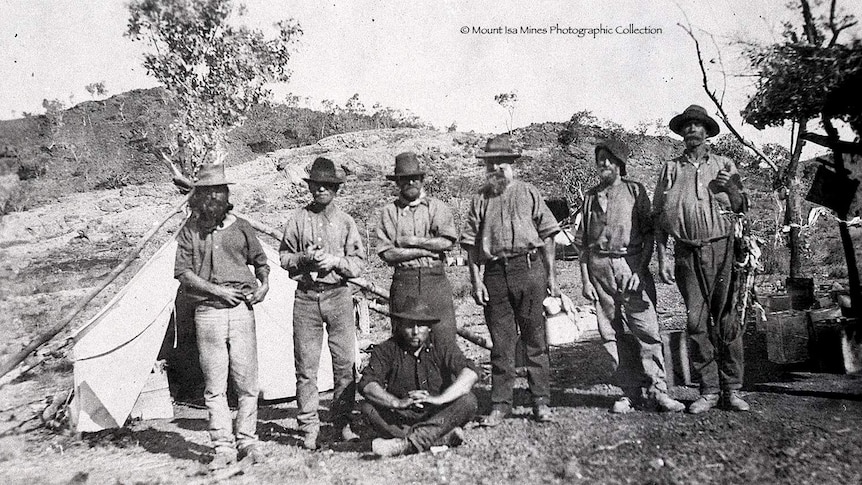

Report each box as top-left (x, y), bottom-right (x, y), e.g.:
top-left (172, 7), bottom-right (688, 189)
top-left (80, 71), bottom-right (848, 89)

top-left (669, 105), bottom-right (720, 138)
top-left (476, 135), bottom-right (521, 159)
top-left (386, 152), bottom-right (426, 180)
top-left (303, 157), bottom-right (344, 184)
top-left (194, 164), bottom-right (233, 187)
top-left (390, 297), bottom-right (439, 325)
top-left (595, 139), bottom-right (630, 177)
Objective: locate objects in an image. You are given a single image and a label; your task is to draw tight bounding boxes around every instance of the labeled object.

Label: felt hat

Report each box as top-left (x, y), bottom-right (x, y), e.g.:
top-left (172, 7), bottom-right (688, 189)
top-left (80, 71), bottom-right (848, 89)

top-left (303, 157), bottom-right (345, 184)
top-left (386, 152), bottom-right (426, 180)
top-left (476, 135), bottom-right (521, 159)
top-left (668, 105), bottom-right (720, 138)
top-left (389, 297), bottom-right (439, 325)
top-left (194, 164), bottom-right (233, 186)
top-left (595, 139), bottom-right (630, 177)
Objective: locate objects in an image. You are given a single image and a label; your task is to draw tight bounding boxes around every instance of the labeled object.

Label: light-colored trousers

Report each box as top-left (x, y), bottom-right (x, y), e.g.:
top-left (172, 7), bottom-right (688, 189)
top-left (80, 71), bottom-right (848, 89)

top-left (194, 304), bottom-right (259, 450)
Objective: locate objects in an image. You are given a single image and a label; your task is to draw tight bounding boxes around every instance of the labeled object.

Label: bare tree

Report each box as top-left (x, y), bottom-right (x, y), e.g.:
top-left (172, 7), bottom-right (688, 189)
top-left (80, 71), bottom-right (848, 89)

top-left (494, 91), bottom-right (518, 135)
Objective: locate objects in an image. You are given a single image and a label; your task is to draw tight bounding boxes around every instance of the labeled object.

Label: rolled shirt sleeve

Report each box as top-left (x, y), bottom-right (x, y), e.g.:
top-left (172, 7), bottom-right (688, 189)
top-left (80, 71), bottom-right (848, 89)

top-left (375, 205), bottom-right (397, 256)
top-left (173, 222), bottom-right (195, 280)
top-left (279, 208), bottom-right (308, 278)
top-left (337, 215), bottom-right (365, 278)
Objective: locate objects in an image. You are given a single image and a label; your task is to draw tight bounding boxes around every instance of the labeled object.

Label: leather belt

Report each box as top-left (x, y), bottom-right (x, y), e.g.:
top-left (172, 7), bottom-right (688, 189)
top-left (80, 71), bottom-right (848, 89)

top-left (297, 281), bottom-right (347, 292)
top-left (487, 251), bottom-right (540, 266)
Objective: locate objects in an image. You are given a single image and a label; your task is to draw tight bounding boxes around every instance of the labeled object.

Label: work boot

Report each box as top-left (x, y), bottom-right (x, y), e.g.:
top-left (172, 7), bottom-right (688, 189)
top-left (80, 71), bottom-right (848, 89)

top-left (722, 390), bottom-right (751, 412)
top-left (610, 397), bottom-right (634, 414)
top-left (208, 446), bottom-right (237, 470)
top-left (436, 426), bottom-right (466, 448)
top-left (533, 403), bottom-right (554, 423)
top-left (237, 444), bottom-right (265, 464)
top-left (302, 429), bottom-right (319, 450)
top-left (372, 437), bottom-right (412, 457)
top-left (652, 393), bottom-right (685, 413)
top-left (446, 427), bottom-right (465, 447)
top-left (340, 423), bottom-right (360, 442)
top-left (687, 393), bottom-right (719, 415)
top-left (480, 407), bottom-right (509, 427)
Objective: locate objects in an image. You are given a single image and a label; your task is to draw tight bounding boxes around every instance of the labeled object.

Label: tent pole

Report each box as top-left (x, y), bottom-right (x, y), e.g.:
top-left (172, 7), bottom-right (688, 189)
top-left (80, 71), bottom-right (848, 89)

top-left (0, 193), bottom-right (192, 380)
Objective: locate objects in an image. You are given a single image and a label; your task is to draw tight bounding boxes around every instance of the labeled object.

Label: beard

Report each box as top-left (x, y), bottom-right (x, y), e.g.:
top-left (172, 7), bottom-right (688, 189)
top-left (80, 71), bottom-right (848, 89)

top-left (684, 133), bottom-right (705, 148)
top-left (483, 170), bottom-right (511, 196)
top-left (196, 198), bottom-right (232, 232)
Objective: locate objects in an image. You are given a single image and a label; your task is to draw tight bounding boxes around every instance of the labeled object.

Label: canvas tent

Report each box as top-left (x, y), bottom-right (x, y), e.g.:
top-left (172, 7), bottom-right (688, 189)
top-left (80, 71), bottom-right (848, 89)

top-left (69, 237), bottom-right (338, 433)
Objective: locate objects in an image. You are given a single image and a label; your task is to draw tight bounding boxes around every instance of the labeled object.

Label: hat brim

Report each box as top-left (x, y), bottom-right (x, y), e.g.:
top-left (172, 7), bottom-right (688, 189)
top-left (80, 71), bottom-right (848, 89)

top-left (303, 176), bottom-right (344, 184)
top-left (669, 113), bottom-right (720, 138)
top-left (386, 171), bottom-right (426, 181)
top-left (194, 180), bottom-right (234, 187)
top-left (390, 312), bottom-right (440, 325)
top-left (476, 151), bottom-right (521, 159)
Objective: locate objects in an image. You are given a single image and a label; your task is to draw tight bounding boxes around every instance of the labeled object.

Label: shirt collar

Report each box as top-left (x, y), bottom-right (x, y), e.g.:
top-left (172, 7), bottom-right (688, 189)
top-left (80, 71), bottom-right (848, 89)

top-left (680, 148), bottom-right (713, 166)
top-left (214, 213), bottom-right (237, 231)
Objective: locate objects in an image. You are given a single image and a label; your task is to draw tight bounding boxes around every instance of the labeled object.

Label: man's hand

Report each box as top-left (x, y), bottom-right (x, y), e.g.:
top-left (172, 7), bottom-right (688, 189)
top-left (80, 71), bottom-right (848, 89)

top-left (714, 168), bottom-right (731, 188)
top-left (214, 286), bottom-right (246, 307)
top-left (472, 282), bottom-right (490, 306)
top-left (409, 390), bottom-right (446, 407)
top-left (582, 281), bottom-right (599, 302)
top-left (623, 272), bottom-right (641, 293)
top-left (658, 258), bottom-right (675, 284)
top-left (389, 396), bottom-right (415, 410)
top-left (315, 253), bottom-right (341, 272)
top-left (247, 282), bottom-right (269, 305)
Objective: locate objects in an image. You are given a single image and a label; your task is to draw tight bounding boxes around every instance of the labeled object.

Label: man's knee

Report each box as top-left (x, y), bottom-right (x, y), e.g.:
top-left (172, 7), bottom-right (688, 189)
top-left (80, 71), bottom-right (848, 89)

top-left (456, 392), bottom-right (479, 415)
top-left (358, 400), bottom-right (379, 418)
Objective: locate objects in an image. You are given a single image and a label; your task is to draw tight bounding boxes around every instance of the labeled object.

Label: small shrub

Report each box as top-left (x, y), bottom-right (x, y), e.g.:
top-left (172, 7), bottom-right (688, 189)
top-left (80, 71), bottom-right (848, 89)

top-left (17, 157), bottom-right (47, 180)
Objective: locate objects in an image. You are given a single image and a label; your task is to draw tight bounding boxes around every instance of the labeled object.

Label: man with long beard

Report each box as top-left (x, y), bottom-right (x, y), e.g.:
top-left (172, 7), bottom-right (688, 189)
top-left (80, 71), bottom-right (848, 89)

top-left (460, 135), bottom-right (561, 426)
top-left (375, 151), bottom-right (459, 347)
top-left (174, 163), bottom-right (270, 468)
top-left (653, 105), bottom-right (750, 414)
top-left (280, 157), bottom-right (365, 449)
top-left (578, 139), bottom-right (685, 414)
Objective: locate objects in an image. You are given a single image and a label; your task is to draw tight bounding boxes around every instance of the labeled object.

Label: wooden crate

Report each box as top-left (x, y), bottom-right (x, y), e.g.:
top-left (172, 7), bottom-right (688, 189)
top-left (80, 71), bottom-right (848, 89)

top-left (765, 311), bottom-right (809, 364)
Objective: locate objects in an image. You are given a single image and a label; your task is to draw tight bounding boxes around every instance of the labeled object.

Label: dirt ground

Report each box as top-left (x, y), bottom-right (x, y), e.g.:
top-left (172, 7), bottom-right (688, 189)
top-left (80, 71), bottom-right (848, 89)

top-left (1, 141), bottom-right (862, 484)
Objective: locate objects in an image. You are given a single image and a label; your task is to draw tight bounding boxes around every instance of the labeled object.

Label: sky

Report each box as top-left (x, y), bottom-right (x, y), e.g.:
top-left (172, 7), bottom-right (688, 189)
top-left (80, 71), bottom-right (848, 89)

top-left (1, 0), bottom-right (860, 151)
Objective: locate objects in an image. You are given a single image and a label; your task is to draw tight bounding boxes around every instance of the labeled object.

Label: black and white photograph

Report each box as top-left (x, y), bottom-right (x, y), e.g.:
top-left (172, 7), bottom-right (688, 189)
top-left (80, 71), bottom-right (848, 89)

top-left (1, 1), bottom-right (861, 483)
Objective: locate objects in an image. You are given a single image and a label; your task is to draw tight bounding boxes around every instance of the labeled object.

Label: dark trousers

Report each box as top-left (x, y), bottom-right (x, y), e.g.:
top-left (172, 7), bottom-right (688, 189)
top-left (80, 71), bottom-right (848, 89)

top-left (390, 266), bottom-right (458, 348)
top-left (293, 286), bottom-right (357, 433)
top-left (675, 237), bottom-right (744, 394)
top-left (359, 392), bottom-right (478, 451)
top-left (483, 254), bottom-right (551, 408)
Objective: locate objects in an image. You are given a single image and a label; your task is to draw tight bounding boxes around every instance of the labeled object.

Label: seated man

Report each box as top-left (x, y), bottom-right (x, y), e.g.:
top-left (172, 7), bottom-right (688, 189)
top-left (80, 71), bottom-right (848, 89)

top-left (359, 298), bottom-right (479, 457)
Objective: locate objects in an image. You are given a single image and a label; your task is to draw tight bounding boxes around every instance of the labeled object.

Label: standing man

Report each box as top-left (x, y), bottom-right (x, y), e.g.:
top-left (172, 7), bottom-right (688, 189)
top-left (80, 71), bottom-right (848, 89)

top-left (653, 105), bottom-right (750, 414)
top-left (578, 139), bottom-right (685, 414)
top-left (280, 157), bottom-right (366, 449)
top-left (359, 298), bottom-right (479, 457)
top-left (376, 151), bottom-right (459, 347)
top-left (174, 164), bottom-right (269, 468)
top-left (460, 135), bottom-right (561, 426)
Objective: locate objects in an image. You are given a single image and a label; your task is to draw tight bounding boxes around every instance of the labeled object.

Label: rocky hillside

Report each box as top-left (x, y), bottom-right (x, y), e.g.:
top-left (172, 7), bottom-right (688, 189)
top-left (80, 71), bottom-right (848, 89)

top-left (0, 88), bottom-right (426, 213)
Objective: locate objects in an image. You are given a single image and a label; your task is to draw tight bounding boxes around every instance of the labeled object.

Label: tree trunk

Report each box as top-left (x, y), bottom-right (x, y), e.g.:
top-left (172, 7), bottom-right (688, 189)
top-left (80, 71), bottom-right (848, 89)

top-left (785, 120), bottom-right (808, 278)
